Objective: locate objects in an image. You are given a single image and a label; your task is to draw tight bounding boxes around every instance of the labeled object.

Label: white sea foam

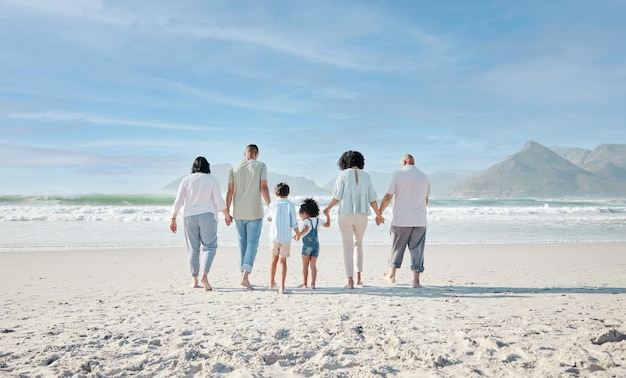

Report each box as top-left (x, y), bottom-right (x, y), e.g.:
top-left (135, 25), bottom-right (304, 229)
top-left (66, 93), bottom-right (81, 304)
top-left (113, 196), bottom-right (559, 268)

top-left (1, 197), bottom-right (625, 251)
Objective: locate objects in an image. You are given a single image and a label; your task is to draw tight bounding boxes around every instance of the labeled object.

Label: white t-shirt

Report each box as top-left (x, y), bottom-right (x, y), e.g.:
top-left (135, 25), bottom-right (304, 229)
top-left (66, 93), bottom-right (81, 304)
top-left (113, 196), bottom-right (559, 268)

top-left (385, 165), bottom-right (430, 227)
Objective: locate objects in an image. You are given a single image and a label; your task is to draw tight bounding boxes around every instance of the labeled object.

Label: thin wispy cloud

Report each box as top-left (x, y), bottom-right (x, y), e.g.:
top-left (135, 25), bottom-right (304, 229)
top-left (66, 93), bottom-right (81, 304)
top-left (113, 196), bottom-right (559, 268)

top-left (9, 112), bottom-right (220, 132)
top-left (1, 0), bottom-right (624, 193)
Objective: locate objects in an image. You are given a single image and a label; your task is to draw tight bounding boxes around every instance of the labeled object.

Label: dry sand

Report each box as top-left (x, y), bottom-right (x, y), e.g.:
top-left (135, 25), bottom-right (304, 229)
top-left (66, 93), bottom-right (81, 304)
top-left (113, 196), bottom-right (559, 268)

top-left (1, 243), bottom-right (625, 377)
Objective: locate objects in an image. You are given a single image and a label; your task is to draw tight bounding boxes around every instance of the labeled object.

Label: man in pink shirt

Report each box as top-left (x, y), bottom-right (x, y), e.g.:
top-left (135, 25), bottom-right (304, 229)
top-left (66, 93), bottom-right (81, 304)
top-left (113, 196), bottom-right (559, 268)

top-left (379, 154), bottom-right (430, 288)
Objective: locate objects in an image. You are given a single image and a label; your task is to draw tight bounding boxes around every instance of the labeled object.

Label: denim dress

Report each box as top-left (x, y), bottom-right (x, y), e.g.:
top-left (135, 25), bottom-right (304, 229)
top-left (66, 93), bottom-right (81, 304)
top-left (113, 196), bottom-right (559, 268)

top-left (301, 218), bottom-right (320, 257)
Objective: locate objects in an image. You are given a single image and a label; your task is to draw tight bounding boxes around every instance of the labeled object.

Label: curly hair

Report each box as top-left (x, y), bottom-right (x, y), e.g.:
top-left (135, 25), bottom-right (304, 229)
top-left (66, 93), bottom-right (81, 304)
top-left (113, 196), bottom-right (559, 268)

top-left (299, 197), bottom-right (320, 217)
top-left (191, 156), bottom-right (211, 174)
top-left (274, 182), bottom-right (290, 197)
top-left (337, 150), bottom-right (365, 170)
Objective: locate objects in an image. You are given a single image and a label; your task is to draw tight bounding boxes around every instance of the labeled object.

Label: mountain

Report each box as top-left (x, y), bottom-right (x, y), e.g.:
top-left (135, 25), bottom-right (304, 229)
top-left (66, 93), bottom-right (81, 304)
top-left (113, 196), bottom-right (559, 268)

top-left (453, 141), bottom-right (626, 198)
top-left (552, 144), bottom-right (626, 182)
top-left (576, 144), bottom-right (626, 182)
top-left (428, 170), bottom-right (481, 198)
top-left (549, 146), bottom-right (591, 166)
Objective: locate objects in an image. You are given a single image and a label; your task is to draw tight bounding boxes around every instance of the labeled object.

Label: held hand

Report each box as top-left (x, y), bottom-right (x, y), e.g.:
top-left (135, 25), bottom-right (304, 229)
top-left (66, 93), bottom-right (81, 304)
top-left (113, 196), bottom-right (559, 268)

top-left (375, 214), bottom-right (385, 226)
top-left (322, 207), bottom-right (332, 227)
top-left (225, 214), bottom-right (232, 226)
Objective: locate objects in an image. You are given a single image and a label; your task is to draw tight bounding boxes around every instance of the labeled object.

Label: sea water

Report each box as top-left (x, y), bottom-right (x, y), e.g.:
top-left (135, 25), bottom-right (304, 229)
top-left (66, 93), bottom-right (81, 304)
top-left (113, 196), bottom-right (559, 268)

top-left (1, 195), bottom-right (625, 252)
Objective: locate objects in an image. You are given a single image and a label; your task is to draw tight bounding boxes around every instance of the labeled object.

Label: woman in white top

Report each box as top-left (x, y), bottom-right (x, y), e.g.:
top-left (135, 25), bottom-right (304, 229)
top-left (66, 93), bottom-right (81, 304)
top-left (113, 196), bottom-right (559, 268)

top-left (170, 157), bottom-right (232, 290)
top-left (323, 151), bottom-right (384, 289)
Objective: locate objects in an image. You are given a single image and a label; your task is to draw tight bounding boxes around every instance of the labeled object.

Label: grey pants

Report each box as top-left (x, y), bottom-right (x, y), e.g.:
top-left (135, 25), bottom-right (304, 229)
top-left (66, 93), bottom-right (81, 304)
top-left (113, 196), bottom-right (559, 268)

top-left (184, 212), bottom-right (218, 277)
top-left (389, 226), bottom-right (426, 272)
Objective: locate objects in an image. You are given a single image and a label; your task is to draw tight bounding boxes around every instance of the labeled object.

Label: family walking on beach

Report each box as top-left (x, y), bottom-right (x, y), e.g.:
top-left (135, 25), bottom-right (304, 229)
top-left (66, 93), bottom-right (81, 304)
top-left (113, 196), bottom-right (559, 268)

top-left (170, 144), bottom-right (430, 293)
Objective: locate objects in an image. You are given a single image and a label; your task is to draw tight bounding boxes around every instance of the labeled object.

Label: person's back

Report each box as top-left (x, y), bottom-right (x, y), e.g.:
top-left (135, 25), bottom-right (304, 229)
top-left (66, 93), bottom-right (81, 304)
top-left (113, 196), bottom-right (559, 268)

top-left (226, 144), bottom-right (271, 290)
top-left (229, 159), bottom-right (267, 220)
top-left (388, 165), bottom-right (430, 227)
top-left (333, 168), bottom-right (377, 215)
top-left (267, 183), bottom-right (300, 294)
top-left (269, 198), bottom-right (298, 243)
top-left (176, 173), bottom-right (223, 217)
top-left (302, 217), bottom-right (319, 247)
top-left (380, 154), bottom-right (430, 288)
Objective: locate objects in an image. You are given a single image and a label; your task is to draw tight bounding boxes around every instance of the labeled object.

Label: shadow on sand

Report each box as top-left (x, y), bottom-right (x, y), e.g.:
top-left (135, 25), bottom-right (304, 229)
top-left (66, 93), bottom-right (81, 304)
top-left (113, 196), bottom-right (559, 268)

top-left (287, 284), bottom-right (626, 298)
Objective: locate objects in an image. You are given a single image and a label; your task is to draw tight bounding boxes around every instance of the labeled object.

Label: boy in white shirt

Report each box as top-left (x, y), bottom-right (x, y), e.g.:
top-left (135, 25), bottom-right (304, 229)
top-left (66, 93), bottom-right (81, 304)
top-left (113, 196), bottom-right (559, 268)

top-left (267, 183), bottom-right (301, 293)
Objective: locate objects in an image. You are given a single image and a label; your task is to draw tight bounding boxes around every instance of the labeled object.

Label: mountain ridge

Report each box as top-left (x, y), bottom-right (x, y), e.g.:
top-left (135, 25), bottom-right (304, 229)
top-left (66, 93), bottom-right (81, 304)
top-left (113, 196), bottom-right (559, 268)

top-left (453, 141), bottom-right (626, 198)
top-left (163, 142), bottom-right (626, 199)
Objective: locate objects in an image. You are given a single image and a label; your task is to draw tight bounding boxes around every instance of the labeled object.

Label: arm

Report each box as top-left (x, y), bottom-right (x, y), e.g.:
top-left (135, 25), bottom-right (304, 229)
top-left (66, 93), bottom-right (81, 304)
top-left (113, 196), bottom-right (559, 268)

top-left (322, 198), bottom-right (340, 227)
top-left (369, 199), bottom-right (384, 226)
top-left (212, 182), bottom-right (232, 226)
top-left (226, 182), bottom-right (234, 212)
top-left (292, 226), bottom-right (301, 241)
top-left (221, 209), bottom-right (232, 226)
top-left (170, 181), bottom-right (186, 233)
top-left (260, 179), bottom-right (271, 207)
top-left (170, 216), bottom-right (178, 233)
top-left (379, 193), bottom-right (393, 213)
top-left (299, 224), bottom-right (311, 237)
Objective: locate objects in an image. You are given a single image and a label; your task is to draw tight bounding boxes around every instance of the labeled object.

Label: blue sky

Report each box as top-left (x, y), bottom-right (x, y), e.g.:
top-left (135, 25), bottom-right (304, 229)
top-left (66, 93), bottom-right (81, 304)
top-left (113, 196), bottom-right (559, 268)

top-left (1, 0), bottom-right (625, 194)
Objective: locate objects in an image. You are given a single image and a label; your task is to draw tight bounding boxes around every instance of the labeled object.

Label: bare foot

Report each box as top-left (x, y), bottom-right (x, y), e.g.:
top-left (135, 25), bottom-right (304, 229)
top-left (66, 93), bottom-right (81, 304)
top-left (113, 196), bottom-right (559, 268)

top-left (311, 283), bottom-right (316, 289)
top-left (344, 283), bottom-right (354, 289)
top-left (278, 287), bottom-right (286, 294)
top-left (297, 284), bottom-right (307, 288)
top-left (356, 281), bottom-right (363, 286)
top-left (201, 279), bottom-right (212, 291)
top-left (382, 272), bottom-right (396, 284)
top-left (413, 281), bottom-right (422, 289)
top-left (241, 280), bottom-right (253, 290)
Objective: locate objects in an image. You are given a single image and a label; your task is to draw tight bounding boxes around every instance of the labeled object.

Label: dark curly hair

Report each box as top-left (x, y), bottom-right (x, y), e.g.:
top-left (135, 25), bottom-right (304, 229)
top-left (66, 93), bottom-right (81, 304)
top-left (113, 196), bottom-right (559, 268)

top-left (299, 197), bottom-right (320, 217)
top-left (191, 156), bottom-right (211, 174)
top-left (337, 150), bottom-right (365, 170)
top-left (274, 182), bottom-right (290, 197)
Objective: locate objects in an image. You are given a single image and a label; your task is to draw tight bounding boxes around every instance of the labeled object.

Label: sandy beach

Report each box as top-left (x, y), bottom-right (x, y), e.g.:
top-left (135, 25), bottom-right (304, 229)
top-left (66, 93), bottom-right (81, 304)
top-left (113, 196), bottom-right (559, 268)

top-left (1, 242), bottom-right (625, 377)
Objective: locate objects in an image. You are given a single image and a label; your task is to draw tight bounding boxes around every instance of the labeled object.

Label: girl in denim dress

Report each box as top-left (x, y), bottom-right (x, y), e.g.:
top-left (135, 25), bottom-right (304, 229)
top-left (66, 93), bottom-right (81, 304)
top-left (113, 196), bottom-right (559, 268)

top-left (298, 198), bottom-right (322, 289)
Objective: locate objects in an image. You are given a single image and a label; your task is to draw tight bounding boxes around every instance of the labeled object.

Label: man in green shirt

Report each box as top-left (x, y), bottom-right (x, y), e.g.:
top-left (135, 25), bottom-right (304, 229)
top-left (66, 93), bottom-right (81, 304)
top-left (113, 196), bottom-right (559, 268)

top-left (226, 144), bottom-right (271, 290)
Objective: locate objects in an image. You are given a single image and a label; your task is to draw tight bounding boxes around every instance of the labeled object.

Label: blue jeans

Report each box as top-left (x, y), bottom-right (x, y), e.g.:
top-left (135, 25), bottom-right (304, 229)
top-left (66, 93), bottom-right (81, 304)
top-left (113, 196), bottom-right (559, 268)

top-left (183, 212), bottom-right (218, 277)
top-left (235, 218), bottom-right (263, 274)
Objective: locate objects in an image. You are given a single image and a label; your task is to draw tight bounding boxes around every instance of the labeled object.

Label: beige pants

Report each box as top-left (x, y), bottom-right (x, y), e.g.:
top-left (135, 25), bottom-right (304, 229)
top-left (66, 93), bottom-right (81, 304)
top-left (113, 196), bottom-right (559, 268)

top-left (338, 213), bottom-right (368, 278)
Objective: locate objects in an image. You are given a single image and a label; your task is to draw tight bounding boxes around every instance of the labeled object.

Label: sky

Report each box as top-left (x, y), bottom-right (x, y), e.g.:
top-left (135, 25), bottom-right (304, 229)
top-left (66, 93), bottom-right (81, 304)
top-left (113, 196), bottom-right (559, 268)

top-left (1, 0), bottom-right (625, 195)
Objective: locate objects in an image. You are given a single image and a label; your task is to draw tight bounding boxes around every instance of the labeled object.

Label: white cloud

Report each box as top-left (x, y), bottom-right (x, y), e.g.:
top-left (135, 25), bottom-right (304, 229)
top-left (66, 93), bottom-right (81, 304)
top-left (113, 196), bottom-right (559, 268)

top-left (9, 112), bottom-right (220, 132)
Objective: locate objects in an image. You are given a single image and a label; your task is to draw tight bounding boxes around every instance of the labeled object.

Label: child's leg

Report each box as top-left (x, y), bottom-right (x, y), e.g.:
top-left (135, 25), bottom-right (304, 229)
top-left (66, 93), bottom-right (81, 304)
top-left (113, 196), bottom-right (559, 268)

top-left (300, 255), bottom-right (310, 288)
top-left (270, 254), bottom-right (279, 290)
top-left (310, 256), bottom-right (318, 289)
top-left (279, 257), bottom-right (287, 293)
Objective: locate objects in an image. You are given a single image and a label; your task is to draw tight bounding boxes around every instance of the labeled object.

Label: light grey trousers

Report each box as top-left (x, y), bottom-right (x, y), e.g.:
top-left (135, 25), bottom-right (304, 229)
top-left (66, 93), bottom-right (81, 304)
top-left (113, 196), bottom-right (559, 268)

top-left (183, 212), bottom-right (218, 277)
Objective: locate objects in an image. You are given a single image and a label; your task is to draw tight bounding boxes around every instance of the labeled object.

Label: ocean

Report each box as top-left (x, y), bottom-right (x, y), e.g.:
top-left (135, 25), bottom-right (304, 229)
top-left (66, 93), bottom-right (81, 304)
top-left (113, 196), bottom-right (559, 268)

top-left (1, 195), bottom-right (625, 252)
